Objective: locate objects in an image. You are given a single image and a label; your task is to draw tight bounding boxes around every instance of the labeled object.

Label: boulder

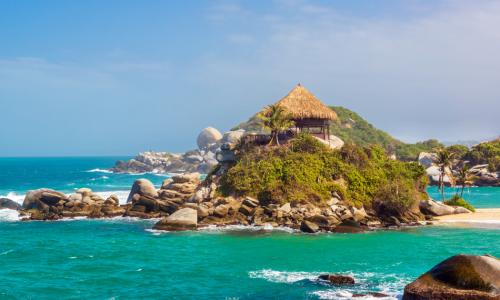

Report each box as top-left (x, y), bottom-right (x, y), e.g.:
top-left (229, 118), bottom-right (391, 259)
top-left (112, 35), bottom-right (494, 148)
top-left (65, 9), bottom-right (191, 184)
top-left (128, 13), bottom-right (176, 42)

top-left (331, 220), bottom-right (364, 233)
top-left (279, 203), bottom-right (291, 213)
top-left (213, 205), bottom-right (229, 218)
top-left (308, 215), bottom-right (334, 227)
top-left (319, 274), bottom-right (355, 285)
top-left (352, 292), bottom-right (389, 298)
top-left (0, 198), bottom-right (22, 211)
top-left (172, 174), bottom-right (190, 183)
top-left (300, 220), bottom-right (319, 233)
top-left (239, 205), bottom-right (253, 216)
top-left (76, 188), bottom-right (93, 196)
top-left (159, 201), bottom-right (180, 214)
top-left (126, 179), bottom-right (158, 203)
top-left (349, 206), bottom-right (367, 222)
top-left (152, 208), bottom-right (198, 231)
top-left (215, 149), bottom-right (235, 162)
top-left (242, 197), bottom-right (260, 208)
top-left (22, 189), bottom-right (67, 209)
top-left (186, 155), bottom-right (203, 163)
top-left (326, 198), bottom-right (340, 206)
top-left (181, 203), bottom-right (209, 220)
top-left (137, 196), bottom-right (160, 213)
top-left (68, 193), bottom-right (83, 201)
top-left (417, 152), bottom-right (438, 169)
top-left (328, 135), bottom-right (345, 150)
top-left (419, 200), bottom-right (456, 216)
top-left (221, 129), bottom-right (245, 144)
top-left (197, 127), bottom-right (223, 150)
top-left (386, 216), bottom-right (401, 227)
top-left (455, 207), bottom-right (473, 214)
top-left (41, 192), bottom-right (67, 204)
top-left (402, 254), bottom-right (500, 300)
top-left (161, 179), bottom-right (173, 189)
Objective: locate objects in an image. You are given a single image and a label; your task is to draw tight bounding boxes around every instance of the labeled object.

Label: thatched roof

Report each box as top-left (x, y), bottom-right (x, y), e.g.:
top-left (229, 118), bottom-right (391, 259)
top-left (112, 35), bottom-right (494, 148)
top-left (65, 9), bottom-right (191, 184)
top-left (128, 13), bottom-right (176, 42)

top-left (265, 86), bottom-right (338, 121)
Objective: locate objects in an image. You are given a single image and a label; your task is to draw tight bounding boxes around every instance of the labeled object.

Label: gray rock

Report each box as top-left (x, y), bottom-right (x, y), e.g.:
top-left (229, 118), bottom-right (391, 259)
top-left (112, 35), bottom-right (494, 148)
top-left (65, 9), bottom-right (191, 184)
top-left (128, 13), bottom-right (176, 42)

top-left (126, 179), bottom-right (159, 203)
top-left (454, 207), bottom-right (473, 214)
top-left (213, 204), bottom-right (229, 218)
top-left (420, 200), bottom-right (455, 216)
top-left (68, 193), bottom-right (82, 201)
top-left (403, 254), bottom-right (500, 300)
top-left (319, 274), bottom-right (355, 285)
top-left (41, 192), bottom-right (67, 204)
top-left (152, 208), bottom-right (198, 231)
top-left (418, 152), bottom-right (438, 169)
top-left (279, 203), bottom-right (291, 213)
top-left (181, 203), bottom-right (209, 220)
top-left (186, 155), bottom-right (204, 163)
top-left (215, 149), bottom-right (235, 162)
top-left (0, 198), bottom-right (22, 211)
top-left (76, 188), bottom-right (93, 195)
top-left (349, 206), bottom-right (367, 222)
top-left (222, 129), bottom-right (246, 144)
top-left (22, 189), bottom-right (67, 209)
top-left (326, 198), bottom-right (340, 206)
top-left (300, 220), bottom-right (319, 233)
top-left (242, 197), bottom-right (260, 208)
top-left (197, 127), bottom-right (223, 150)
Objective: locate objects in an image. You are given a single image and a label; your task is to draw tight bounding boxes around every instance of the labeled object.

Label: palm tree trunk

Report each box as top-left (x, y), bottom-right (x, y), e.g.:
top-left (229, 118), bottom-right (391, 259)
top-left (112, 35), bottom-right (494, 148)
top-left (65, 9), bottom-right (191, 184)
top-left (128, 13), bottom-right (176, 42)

top-left (441, 172), bottom-right (445, 203)
top-left (461, 185), bottom-right (465, 199)
top-left (275, 132), bottom-right (280, 146)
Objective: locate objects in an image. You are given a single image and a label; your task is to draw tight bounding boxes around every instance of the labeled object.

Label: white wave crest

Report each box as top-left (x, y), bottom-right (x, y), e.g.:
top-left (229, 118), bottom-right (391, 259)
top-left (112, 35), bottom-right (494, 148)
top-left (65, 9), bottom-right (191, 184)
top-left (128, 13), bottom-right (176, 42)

top-left (87, 169), bottom-right (111, 173)
top-left (249, 270), bottom-right (324, 283)
top-left (0, 209), bottom-right (22, 222)
top-left (1, 192), bottom-right (24, 205)
top-left (199, 224), bottom-right (297, 233)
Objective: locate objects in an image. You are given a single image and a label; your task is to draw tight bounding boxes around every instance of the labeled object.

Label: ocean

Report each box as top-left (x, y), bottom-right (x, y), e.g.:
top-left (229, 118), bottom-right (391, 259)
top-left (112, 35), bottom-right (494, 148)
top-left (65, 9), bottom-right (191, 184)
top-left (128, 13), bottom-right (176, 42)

top-left (1, 157), bottom-right (500, 300)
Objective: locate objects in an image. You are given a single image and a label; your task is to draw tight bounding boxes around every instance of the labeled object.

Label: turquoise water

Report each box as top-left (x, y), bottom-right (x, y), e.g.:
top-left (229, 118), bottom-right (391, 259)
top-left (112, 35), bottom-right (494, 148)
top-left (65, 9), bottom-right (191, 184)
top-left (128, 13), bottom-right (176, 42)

top-left (1, 157), bottom-right (500, 299)
top-left (427, 186), bottom-right (500, 208)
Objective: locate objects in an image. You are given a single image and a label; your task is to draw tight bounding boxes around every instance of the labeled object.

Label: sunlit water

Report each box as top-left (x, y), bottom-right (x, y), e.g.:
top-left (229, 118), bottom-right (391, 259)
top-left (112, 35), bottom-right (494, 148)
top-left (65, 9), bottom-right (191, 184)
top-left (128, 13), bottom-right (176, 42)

top-left (1, 157), bottom-right (500, 299)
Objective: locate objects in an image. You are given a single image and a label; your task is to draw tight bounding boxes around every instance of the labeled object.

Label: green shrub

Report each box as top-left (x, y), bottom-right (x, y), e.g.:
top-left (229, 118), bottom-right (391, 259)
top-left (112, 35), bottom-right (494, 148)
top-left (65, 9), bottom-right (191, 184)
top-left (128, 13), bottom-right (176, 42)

top-left (444, 195), bottom-right (476, 212)
top-left (446, 144), bottom-right (469, 160)
top-left (217, 133), bottom-right (428, 207)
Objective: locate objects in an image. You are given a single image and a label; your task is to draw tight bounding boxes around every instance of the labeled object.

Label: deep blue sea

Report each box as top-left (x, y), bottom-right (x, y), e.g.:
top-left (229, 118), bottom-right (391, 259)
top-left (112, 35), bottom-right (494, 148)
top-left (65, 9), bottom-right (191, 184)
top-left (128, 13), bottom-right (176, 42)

top-left (1, 157), bottom-right (500, 300)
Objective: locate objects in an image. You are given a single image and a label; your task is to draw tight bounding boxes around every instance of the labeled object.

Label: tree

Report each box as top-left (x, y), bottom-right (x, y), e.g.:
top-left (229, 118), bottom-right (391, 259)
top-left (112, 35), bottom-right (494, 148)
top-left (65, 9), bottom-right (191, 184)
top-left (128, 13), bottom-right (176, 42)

top-left (433, 148), bottom-right (456, 203)
top-left (258, 104), bottom-right (294, 146)
top-left (454, 163), bottom-right (477, 199)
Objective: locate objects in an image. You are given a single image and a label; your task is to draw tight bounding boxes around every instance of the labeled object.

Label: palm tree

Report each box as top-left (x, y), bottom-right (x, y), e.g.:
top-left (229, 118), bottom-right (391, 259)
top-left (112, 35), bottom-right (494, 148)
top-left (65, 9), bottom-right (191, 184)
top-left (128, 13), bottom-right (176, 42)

top-left (433, 148), bottom-right (456, 203)
top-left (454, 163), bottom-right (477, 199)
top-left (258, 104), bottom-right (294, 146)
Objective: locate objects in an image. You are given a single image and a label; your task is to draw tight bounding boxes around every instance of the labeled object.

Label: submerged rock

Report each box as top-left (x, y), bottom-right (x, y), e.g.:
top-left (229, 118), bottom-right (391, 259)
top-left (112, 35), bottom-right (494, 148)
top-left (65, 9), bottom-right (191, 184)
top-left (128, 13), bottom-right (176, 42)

top-left (152, 208), bottom-right (198, 231)
top-left (403, 254), bottom-right (500, 300)
top-left (0, 198), bottom-right (21, 211)
top-left (331, 220), bottom-right (364, 233)
top-left (319, 274), bottom-right (355, 285)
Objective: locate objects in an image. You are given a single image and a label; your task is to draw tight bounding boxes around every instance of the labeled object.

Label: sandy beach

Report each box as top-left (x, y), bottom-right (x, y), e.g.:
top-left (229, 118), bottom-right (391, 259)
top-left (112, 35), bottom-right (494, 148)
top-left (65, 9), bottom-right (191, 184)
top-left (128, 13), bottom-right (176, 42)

top-left (435, 209), bottom-right (500, 221)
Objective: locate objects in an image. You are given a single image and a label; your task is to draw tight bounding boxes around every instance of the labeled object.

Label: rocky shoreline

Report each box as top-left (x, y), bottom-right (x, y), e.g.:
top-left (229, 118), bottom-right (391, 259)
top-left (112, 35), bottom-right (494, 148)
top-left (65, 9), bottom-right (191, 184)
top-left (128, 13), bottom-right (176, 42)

top-left (2, 170), bottom-right (473, 234)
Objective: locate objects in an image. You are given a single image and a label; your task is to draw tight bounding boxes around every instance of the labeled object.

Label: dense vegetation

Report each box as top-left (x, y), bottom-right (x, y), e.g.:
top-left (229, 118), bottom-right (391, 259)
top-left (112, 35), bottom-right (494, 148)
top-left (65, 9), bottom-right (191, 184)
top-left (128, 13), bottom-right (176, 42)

top-left (232, 106), bottom-right (444, 162)
top-left (445, 144), bottom-right (469, 160)
top-left (216, 133), bottom-right (428, 213)
top-left (464, 139), bottom-right (500, 171)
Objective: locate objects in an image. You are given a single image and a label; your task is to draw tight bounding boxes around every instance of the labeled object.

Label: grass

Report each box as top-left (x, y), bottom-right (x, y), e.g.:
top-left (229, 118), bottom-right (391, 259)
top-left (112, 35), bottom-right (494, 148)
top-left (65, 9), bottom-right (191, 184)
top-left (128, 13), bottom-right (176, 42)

top-left (444, 195), bottom-right (476, 212)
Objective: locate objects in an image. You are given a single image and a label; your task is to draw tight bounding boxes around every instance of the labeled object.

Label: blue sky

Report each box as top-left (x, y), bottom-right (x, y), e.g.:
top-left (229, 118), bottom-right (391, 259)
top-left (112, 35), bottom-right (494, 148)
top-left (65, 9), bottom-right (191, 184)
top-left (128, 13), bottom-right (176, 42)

top-left (1, 0), bottom-right (499, 156)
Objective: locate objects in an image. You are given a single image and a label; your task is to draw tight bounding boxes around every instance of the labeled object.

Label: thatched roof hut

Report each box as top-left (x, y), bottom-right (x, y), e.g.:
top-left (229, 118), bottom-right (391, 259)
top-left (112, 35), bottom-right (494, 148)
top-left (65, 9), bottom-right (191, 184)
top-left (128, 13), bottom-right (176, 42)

top-left (264, 85), bottom-right (338, 121)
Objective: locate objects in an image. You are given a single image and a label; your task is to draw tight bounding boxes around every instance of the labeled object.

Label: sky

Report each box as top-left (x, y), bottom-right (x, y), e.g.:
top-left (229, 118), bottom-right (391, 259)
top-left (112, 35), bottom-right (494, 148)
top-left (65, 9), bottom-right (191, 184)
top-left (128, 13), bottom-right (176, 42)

top-left (1, 0), bottom-right (499, 156)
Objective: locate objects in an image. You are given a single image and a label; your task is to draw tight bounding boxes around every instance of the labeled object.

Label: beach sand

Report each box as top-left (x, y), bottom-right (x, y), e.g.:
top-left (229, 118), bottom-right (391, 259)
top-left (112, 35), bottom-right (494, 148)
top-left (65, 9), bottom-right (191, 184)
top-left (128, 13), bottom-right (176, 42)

top-left (435, 209), bottom-right (500, 221)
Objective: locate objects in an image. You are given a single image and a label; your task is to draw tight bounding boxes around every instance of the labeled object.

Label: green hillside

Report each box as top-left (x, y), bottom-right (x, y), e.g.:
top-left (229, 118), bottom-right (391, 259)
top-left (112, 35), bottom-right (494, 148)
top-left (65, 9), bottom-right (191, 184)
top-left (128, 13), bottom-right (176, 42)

top-left (231, 106), bottom-right (444, 162)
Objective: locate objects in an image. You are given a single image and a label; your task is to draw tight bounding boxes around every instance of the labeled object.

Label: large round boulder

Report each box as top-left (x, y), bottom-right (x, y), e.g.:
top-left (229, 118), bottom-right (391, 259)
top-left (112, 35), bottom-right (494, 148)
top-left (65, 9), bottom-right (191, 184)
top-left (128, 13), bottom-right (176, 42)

top-left (197, 127), bottom-right (222, 150)
top-left (126, 179), bottom-right (159, 203)
top-left (403, 254), bottom-right (500, 300)
top-left (419, 199), bottom-right (456, 216)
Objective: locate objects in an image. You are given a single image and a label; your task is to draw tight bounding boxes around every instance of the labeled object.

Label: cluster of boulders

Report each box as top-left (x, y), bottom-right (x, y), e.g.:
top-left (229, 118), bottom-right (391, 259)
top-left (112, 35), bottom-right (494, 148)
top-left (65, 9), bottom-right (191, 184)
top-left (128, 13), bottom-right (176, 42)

top-left (0, 198), bottom-right (21, 210)
top-left (109, 126), bottom-right (249, 175)
top-left (110, 149), bottom-right (218, 174)
top-left (418, 152), bottom-right (500, 187)
top-left (20, 188), bottom-right (123, 220)
top-left (124, 173), bottom-right (201, 219)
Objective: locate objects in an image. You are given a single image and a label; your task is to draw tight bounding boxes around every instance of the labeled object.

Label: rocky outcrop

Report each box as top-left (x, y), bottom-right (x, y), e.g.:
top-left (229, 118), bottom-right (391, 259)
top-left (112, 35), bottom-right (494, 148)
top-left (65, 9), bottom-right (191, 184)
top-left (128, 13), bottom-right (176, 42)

top-left (152, 208), bottom-right (198, 231)
top-left (313, 135), bottom-right (344, 150)
top-left (0, 198), bottom-right (21, 210)
top-left (419, 200), bottom-right (456, 216)
top-left (126, 179), bottom-right (158, 203)
top-left (110, 149), bottom-right (218, 174)
top-left (403, 254), bottom-right (500, 300)
top-left (22, 188), bottom-right (123, 221)
top-left (319, 274), bottom-right (355, 285)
